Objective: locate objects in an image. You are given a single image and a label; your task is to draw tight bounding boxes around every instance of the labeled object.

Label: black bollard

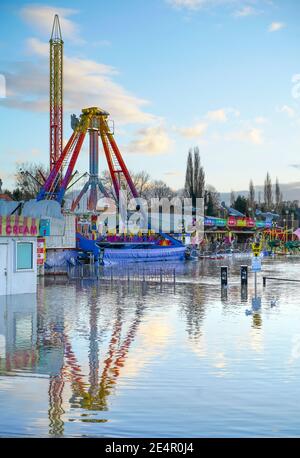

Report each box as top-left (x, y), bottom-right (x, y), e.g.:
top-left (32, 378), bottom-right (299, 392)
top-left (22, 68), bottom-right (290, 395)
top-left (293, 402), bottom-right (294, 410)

top-left (241, 285), bottom-right (248, 302)
top-left (221, 287), bottom-right (228, 301)
top-left (221, 266), bottom-right (228, 288)
top-left (241, 265), bottom-right (248, 287)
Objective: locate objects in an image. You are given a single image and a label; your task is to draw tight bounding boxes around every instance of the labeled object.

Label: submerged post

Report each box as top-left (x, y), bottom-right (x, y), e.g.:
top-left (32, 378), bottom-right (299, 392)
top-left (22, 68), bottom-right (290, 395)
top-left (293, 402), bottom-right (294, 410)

top-left (241, 265), bottom-right (248, 287)
top-left (221, 266), bottom-right (228, 288)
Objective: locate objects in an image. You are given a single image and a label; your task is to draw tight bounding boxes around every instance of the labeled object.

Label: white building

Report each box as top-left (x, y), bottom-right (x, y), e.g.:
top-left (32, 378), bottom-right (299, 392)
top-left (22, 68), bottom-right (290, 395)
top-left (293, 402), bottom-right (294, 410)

top-left (0, 216), bottom-right (39, 296)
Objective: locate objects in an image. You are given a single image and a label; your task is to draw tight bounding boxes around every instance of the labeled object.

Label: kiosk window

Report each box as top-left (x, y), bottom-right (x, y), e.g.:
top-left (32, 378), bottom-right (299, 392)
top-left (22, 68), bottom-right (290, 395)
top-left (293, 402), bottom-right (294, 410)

top-left (16, 242), bottom-right (33, 270)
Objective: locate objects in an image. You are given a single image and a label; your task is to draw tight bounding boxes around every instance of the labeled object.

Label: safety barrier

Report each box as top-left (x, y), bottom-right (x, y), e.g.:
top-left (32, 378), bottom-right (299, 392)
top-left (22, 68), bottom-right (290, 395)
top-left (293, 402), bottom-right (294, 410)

top-left (67, 264), bottom-right (177, 285)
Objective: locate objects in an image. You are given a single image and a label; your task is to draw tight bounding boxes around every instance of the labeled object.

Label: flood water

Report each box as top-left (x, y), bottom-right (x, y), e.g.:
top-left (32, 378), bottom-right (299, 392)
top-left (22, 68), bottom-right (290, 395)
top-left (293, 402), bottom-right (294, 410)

top-left (1, 257), bottom-right (300, 438)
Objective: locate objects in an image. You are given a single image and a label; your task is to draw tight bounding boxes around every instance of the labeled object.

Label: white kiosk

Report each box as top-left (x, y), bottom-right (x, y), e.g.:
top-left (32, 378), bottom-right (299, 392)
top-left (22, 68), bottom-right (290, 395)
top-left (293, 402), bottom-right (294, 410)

top-left (0, 216), bottom-right (39, 296)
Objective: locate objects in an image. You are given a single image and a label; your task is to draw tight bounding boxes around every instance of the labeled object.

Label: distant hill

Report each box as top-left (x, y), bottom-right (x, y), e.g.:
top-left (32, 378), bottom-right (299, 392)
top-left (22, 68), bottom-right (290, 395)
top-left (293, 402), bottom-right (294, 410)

top-left (220, 181), bottom-right (300, 205)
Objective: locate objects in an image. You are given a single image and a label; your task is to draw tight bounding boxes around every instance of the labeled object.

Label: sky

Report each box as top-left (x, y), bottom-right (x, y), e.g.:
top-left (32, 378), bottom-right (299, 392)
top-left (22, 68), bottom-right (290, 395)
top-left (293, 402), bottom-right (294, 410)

top-left (1, 0), bottom-right (300, 193)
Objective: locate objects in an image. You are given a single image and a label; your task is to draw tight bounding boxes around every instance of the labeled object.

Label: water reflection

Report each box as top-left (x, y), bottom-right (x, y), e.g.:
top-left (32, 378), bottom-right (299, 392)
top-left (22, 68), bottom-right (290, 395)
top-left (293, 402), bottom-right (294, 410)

top-left (1, 258), bottom-right (300, 437)
top-left (0, 294), bottom-right (38, 373)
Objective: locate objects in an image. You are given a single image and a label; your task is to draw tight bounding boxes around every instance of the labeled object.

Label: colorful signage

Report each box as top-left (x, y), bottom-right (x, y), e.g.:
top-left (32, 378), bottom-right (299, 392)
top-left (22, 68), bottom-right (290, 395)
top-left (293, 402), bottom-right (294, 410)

top-left (216, 218), bottom-right (227, 227)
top-left (252, 242), bottom-right (262, 257)
top-left (37, 237), bottom-right (46, 265)
top-left (39, 218), bottom-right (50, 237)
top-left (0, 216), bottom-right (39, 237)
top-left (204, 217), bottom-right (227, 227)
top-left (251, 257), bottom-right (262, 272)
top-left (204, 217), bottom-right (217, 226)
top-left (204, 216), bottom-right (269, 229)
top-left (236, 218), bottom-right (246, 227)
top-left (228, 216), bottom-right (237, 227)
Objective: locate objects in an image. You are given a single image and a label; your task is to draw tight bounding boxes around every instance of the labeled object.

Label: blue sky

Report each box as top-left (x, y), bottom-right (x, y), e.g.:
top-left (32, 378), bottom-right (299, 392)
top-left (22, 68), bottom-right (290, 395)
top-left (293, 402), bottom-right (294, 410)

top-left (1, 0), bottom-right (300, 193)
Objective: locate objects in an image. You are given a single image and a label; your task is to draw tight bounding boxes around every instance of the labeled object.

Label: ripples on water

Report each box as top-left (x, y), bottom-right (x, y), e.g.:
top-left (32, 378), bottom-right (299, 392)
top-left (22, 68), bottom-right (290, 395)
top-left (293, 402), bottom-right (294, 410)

top-left (0, 257), bottom-right (300, 437)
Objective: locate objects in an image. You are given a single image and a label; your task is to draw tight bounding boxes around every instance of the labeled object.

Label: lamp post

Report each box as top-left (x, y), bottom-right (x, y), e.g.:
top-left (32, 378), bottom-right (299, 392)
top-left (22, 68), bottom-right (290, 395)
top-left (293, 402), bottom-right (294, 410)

top-left (286, 210), bottom-right (289, 242)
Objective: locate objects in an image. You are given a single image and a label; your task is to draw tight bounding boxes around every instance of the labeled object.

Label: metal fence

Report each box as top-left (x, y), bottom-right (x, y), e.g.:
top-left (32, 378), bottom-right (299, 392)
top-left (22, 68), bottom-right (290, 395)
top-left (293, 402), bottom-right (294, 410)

top-left (66, 264), bottom-right (177, 284)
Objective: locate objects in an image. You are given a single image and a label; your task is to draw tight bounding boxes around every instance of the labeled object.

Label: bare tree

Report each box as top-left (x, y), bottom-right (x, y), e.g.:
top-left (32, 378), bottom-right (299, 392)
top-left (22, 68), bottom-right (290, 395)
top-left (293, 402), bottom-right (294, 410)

top-left (230, 190), bottom-right (236, 207)
top-left (185, 149), bottom-right (194, 198)
top-left (148, 180), bottom-right (175, 199)
top-left (15, 162), bottom-right (49, 200)
top-left (264, 172), bottom-right (273, 210)
top-left (249, 179), bottom-right (255, 209)
top-left (184, 147), bottom-right (205, 206)
top-left (275, 177), bottom-right (282, 210)
top-left (132, 171), bottom-right (151, 198)
top-left (205, 184), bottom-right (220, 216)
top-left (100, 169), bottom-right (152, 201)
top-left (193, 147), bottom-right (205, 199)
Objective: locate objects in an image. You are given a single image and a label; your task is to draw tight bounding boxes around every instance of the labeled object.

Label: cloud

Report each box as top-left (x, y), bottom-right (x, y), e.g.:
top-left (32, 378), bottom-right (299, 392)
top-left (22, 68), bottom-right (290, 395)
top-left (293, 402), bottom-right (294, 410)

top-left (254, 116), bottom-right (268, 124)
top-left (20, 5), bottom-right (82, 43)
top-left (268, 22), bottom-right (286, 32)
top-left (177, 121), bottom-right (208, 138)
top-left (226, 127), bottom-right (264, 145)
top-left (26, 37), bottom-right (48, 56)
top-left (206, 109), bottom-right (228, 122)
top-left (167, 0), bottom-right (238, 10)
top-left (205, 107), bottom-right (240, 122)
top-left (234, 6), bottom-right (258, 17)
top-left (167, 0), bottom-right (209, 10)
top-left (290, 164), bottom-right (300, 170)
top-left (1, 38), bottom-right (155, 124)
top-left (167, 0), bottom-right (271, 14)
top-left (128, 126), bottom-right (173, 155)
top-left (175, 107), bottom-right (240, 138)
top-left (278, 105), bottom-right (296, 118)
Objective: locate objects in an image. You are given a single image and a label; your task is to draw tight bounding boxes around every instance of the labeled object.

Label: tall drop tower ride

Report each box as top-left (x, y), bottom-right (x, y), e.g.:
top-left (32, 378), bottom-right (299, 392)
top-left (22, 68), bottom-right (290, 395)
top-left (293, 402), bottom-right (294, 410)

top-left (49, 15), bottom-right (63, 175)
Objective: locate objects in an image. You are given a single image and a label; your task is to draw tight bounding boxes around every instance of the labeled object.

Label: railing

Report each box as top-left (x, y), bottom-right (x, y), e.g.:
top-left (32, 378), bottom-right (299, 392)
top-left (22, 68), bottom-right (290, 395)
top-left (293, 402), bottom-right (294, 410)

top-left (67, 264), bottom-right (177, 285)
top-left (263, 276), bottom-right (300, 287)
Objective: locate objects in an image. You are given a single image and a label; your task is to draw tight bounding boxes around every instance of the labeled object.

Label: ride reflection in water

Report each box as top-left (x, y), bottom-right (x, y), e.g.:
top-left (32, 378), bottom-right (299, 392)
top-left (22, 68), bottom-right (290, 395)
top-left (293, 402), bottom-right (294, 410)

top-left (1, 258), bottom-right (300, 437)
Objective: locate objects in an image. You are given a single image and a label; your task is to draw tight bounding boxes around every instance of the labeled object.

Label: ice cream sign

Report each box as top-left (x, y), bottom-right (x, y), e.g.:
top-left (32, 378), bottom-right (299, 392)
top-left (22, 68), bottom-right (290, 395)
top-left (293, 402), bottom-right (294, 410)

top-left (0, 216), bottom-right (39, 237)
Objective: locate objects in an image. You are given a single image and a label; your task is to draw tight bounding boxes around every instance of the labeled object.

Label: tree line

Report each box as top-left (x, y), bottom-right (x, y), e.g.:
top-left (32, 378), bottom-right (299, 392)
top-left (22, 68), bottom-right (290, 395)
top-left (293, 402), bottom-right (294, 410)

top-left (0, 162), bottom-right (177, 202)
top-left (0, 151), bottom-right (299, 224)
top-left (183, 147), bottom-right (299, 222)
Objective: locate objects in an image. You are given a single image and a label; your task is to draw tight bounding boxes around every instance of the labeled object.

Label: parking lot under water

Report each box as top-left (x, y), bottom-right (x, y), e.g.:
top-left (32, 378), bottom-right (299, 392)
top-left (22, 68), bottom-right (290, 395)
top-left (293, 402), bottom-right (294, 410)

top-left (0, 257), bottom-right (300, 437)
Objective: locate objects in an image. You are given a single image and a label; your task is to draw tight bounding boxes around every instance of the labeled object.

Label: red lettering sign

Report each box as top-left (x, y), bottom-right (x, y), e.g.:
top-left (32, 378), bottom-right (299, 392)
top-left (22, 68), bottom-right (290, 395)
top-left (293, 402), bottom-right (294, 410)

top-left (1, 216), bottom-right (39, 237)
top-left (228, 217), bottom-right (236, 227)
top-left (30, 225), bottom-right (37, 235)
